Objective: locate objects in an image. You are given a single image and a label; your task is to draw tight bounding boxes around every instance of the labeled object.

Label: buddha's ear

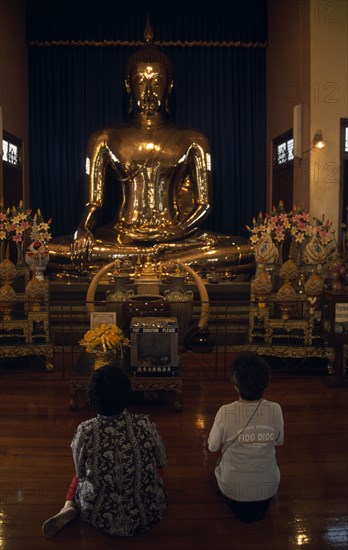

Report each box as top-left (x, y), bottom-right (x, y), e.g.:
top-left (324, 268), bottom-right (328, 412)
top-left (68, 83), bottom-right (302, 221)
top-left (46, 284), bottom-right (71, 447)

top-left (125, 79), bottom-right (133, 113)
top-left (124, 79), bottom-right (131, 95)
top-left (165, 81), bottom-right (174, 113)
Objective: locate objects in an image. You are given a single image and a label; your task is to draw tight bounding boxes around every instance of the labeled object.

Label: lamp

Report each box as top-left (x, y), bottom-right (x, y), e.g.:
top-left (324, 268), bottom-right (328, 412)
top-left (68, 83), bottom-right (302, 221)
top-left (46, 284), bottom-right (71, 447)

top-left (313, 130), bottom-right (325, 149)
top-left (301, 130), bottom-right (326, 155)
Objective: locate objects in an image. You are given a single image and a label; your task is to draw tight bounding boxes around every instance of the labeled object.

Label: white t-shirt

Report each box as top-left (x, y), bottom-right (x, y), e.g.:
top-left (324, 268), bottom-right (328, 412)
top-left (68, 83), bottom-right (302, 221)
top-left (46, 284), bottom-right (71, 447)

top-left (208, 399), bottom-right (284, 502)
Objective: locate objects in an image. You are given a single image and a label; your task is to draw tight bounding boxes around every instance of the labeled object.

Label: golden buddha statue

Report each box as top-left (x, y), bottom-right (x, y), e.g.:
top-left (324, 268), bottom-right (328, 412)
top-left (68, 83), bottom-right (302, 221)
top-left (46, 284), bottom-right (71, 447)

top-left (49, 21), bottom-right (253, 277)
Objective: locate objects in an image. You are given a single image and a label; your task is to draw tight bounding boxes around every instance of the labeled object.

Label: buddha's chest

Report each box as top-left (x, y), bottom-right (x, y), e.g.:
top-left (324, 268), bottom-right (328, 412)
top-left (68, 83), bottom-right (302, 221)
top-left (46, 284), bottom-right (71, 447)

top-left (109, 132), bottom-right (188, 169)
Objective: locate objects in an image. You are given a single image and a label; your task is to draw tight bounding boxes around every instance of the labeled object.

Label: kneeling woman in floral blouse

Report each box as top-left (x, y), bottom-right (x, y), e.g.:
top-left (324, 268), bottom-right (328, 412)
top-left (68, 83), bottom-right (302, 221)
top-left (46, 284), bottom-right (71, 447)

top-left (42, 364), bottom-right (167, 537)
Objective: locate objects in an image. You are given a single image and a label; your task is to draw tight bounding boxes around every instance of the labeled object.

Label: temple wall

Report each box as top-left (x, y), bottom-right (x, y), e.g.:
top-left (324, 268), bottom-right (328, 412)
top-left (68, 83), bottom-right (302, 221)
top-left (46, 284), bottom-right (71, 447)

top-left (267, 0), bottom-right (348, 237)
top-left (267, 0), bottom-right (311, 211)
top-left (309, 0), bottom-right (348, 234)
top-left (0, 0), bottom-right (29, 204)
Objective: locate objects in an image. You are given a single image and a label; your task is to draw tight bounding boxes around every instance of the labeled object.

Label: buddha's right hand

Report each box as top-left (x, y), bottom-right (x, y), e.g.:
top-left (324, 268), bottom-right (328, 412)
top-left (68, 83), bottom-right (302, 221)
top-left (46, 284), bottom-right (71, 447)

top-left (71, 227), bottom-right (94, 272)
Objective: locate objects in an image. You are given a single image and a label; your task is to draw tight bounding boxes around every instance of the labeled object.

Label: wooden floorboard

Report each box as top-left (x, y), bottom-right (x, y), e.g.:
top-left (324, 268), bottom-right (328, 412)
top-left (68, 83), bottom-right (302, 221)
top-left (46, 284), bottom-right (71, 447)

top-left (0, 355), bottom-right (347, 550)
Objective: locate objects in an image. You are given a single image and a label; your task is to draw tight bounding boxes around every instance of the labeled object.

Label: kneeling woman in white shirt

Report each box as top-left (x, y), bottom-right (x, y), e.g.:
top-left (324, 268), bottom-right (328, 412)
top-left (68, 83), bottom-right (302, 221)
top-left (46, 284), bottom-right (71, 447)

top-left (208, 352), bottom-right (284, 523)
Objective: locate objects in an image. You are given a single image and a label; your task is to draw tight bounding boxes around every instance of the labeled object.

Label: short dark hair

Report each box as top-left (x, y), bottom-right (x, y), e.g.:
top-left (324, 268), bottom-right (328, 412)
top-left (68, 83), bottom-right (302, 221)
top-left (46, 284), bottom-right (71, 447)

top-left (87, 364), bottom-right (131, 416)
top-left (231, 352), bottom-right (270, 400)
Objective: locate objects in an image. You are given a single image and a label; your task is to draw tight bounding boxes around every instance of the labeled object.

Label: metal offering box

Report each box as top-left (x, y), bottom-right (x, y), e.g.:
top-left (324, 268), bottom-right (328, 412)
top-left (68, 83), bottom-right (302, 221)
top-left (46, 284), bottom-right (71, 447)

top-left (130, 317), bottom-right (179, 376)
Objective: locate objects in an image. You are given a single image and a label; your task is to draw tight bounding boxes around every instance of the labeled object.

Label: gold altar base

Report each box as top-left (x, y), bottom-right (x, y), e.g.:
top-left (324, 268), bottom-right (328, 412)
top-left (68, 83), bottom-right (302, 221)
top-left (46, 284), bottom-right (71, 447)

top-left (249, 285), bottom-right (324, 344)
top-left (245, 270), bottom-right (338, 377)
top-left (231, 343), bottom-right (335, 374)
top-left (70, 343), bottom-right (182, 411)
top-left (0, 265), bottom-right (52, 371)
top-left (0, 343), bottom-right (54, 370)
top-left (0, 319), bottom-right (30, 343)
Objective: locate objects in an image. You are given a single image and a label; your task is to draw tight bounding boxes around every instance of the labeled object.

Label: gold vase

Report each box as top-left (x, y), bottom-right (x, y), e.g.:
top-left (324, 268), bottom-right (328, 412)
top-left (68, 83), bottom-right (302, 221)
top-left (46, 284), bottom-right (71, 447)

top-left (93, 348), bottom-right (130, 371)
top-left (252, 268), bottom-right (272, 308)
top-left (0, 257), bottom-right (17, 284)
top-left (254, 235), bottom-right (279, 264)
top-left (279, 258), bottom-right (298, 281)
top-left (26, 277), bottom-right (46, 311)
top-left (276, 280), bottom-right (297, 321)
top-left (93, 350), bottom-right (117, 370)
top-left (0, 282), bottom-right (17, 321)
top-left (304, 272), bottom-right (324, 297)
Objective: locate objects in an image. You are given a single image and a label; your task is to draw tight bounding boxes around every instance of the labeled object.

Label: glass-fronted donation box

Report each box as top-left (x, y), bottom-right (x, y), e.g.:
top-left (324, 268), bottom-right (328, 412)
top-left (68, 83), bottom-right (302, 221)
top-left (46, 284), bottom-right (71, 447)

top-left (130, 317), bottom-right (179, 376)
top-left (322, 290), bottom-right (348, 342)
top-left (321, 290), bottom-right (348, 380)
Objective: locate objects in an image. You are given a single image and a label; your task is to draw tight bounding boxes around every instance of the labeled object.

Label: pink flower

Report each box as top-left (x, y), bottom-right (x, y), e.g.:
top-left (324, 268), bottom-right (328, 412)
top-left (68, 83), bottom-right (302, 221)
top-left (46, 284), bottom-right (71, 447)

top-left (248, 201), bottom-right (335, 256)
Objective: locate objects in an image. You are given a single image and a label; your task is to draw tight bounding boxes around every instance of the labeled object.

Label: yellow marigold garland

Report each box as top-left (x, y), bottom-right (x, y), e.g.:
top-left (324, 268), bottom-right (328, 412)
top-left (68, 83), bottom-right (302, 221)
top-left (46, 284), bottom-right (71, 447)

top-left (79, 323), bottom-right (130, 354)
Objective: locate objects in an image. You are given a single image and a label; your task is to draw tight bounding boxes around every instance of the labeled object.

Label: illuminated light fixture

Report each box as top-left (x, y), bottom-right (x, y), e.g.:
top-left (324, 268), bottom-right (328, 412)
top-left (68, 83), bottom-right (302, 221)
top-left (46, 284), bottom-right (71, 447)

top-left (313, 129), bottom-right (326, 149)
top-left (293, 103), bottom-right (326, 157)
top-left (301, 130), bottom-right (326, 155)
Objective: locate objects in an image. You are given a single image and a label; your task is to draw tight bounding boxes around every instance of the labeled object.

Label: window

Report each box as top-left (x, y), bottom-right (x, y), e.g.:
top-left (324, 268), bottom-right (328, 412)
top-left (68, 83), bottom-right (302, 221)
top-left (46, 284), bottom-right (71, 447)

top-left (2, 131), bottom-right (24, 207)
top-left (2, 132), bottom-right (22, 168)
top-left (274, 137), bottom-right (294, 166)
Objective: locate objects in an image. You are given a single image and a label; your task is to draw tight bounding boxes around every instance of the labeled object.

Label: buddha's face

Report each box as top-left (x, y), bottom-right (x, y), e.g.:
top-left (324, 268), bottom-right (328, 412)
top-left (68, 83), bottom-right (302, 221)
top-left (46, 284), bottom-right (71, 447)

top-left (130, 61), bottom-right (168, 115)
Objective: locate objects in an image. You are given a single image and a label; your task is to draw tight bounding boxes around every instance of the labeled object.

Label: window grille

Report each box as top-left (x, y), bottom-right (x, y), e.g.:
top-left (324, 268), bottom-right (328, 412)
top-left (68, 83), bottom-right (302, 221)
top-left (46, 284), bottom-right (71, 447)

top-left (2, 133), bottom-right (22, 168)
top-left (275, 138), bottom-right (294, 165)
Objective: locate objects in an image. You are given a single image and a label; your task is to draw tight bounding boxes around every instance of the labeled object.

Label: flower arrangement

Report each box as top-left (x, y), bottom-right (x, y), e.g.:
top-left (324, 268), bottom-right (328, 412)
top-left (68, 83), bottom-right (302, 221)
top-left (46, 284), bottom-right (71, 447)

top-left (30, 209), bottom-right (52, 245)
top-left (0, 199), bottom-right (52, 246)
top-left (79, 323), bottom-right (130, 356)
top-left (1, 201), bottom-right (32, 243)
top-left (0, 203), bottom-right (10, 242)
top-left (247, 200), bottom-right (334, 248)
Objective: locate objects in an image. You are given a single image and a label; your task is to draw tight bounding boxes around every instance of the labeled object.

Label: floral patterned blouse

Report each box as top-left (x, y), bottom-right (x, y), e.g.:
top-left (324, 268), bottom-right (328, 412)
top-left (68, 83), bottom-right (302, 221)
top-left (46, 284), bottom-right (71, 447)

top-left (71, 410), bottom-right (167, 536)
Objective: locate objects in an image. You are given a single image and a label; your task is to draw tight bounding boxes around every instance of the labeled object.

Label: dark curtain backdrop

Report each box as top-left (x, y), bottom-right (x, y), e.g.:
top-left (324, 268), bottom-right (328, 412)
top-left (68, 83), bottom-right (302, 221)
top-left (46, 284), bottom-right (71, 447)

top-left (26, 0), bottom-right (267, 239)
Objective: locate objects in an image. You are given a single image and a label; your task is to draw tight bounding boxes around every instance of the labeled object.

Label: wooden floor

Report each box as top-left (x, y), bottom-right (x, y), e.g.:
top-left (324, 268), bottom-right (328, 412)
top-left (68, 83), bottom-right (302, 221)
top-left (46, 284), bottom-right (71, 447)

top-left (0, 353), bottom-right (347, 550)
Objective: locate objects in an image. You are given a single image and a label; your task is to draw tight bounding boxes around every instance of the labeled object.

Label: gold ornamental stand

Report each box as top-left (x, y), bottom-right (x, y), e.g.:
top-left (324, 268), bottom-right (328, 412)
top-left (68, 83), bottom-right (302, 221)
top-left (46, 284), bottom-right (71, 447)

top-left (245, 271), bottom-right (336, 375)
top-left (0, 266), bottom-right (53, 371)
top-left (0, 342), bottom-right (53, 370)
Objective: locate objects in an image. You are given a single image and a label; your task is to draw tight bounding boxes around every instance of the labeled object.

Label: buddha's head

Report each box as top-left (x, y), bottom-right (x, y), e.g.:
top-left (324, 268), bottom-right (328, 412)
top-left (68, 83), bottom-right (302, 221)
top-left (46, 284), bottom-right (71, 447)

top-left (125, 20), bottom-right (174, 116)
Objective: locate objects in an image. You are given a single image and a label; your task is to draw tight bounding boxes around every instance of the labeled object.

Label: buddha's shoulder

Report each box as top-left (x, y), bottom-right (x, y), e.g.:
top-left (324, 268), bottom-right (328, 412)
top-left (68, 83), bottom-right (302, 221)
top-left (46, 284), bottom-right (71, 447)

top-left (159, 124), bottom-right (211, 151)
top-left (87, 122), bottom-right (131, 141)
top-left (87, 122), bottom-right (210, 148)
top-left (168, 122), bottom-right (209, 140)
